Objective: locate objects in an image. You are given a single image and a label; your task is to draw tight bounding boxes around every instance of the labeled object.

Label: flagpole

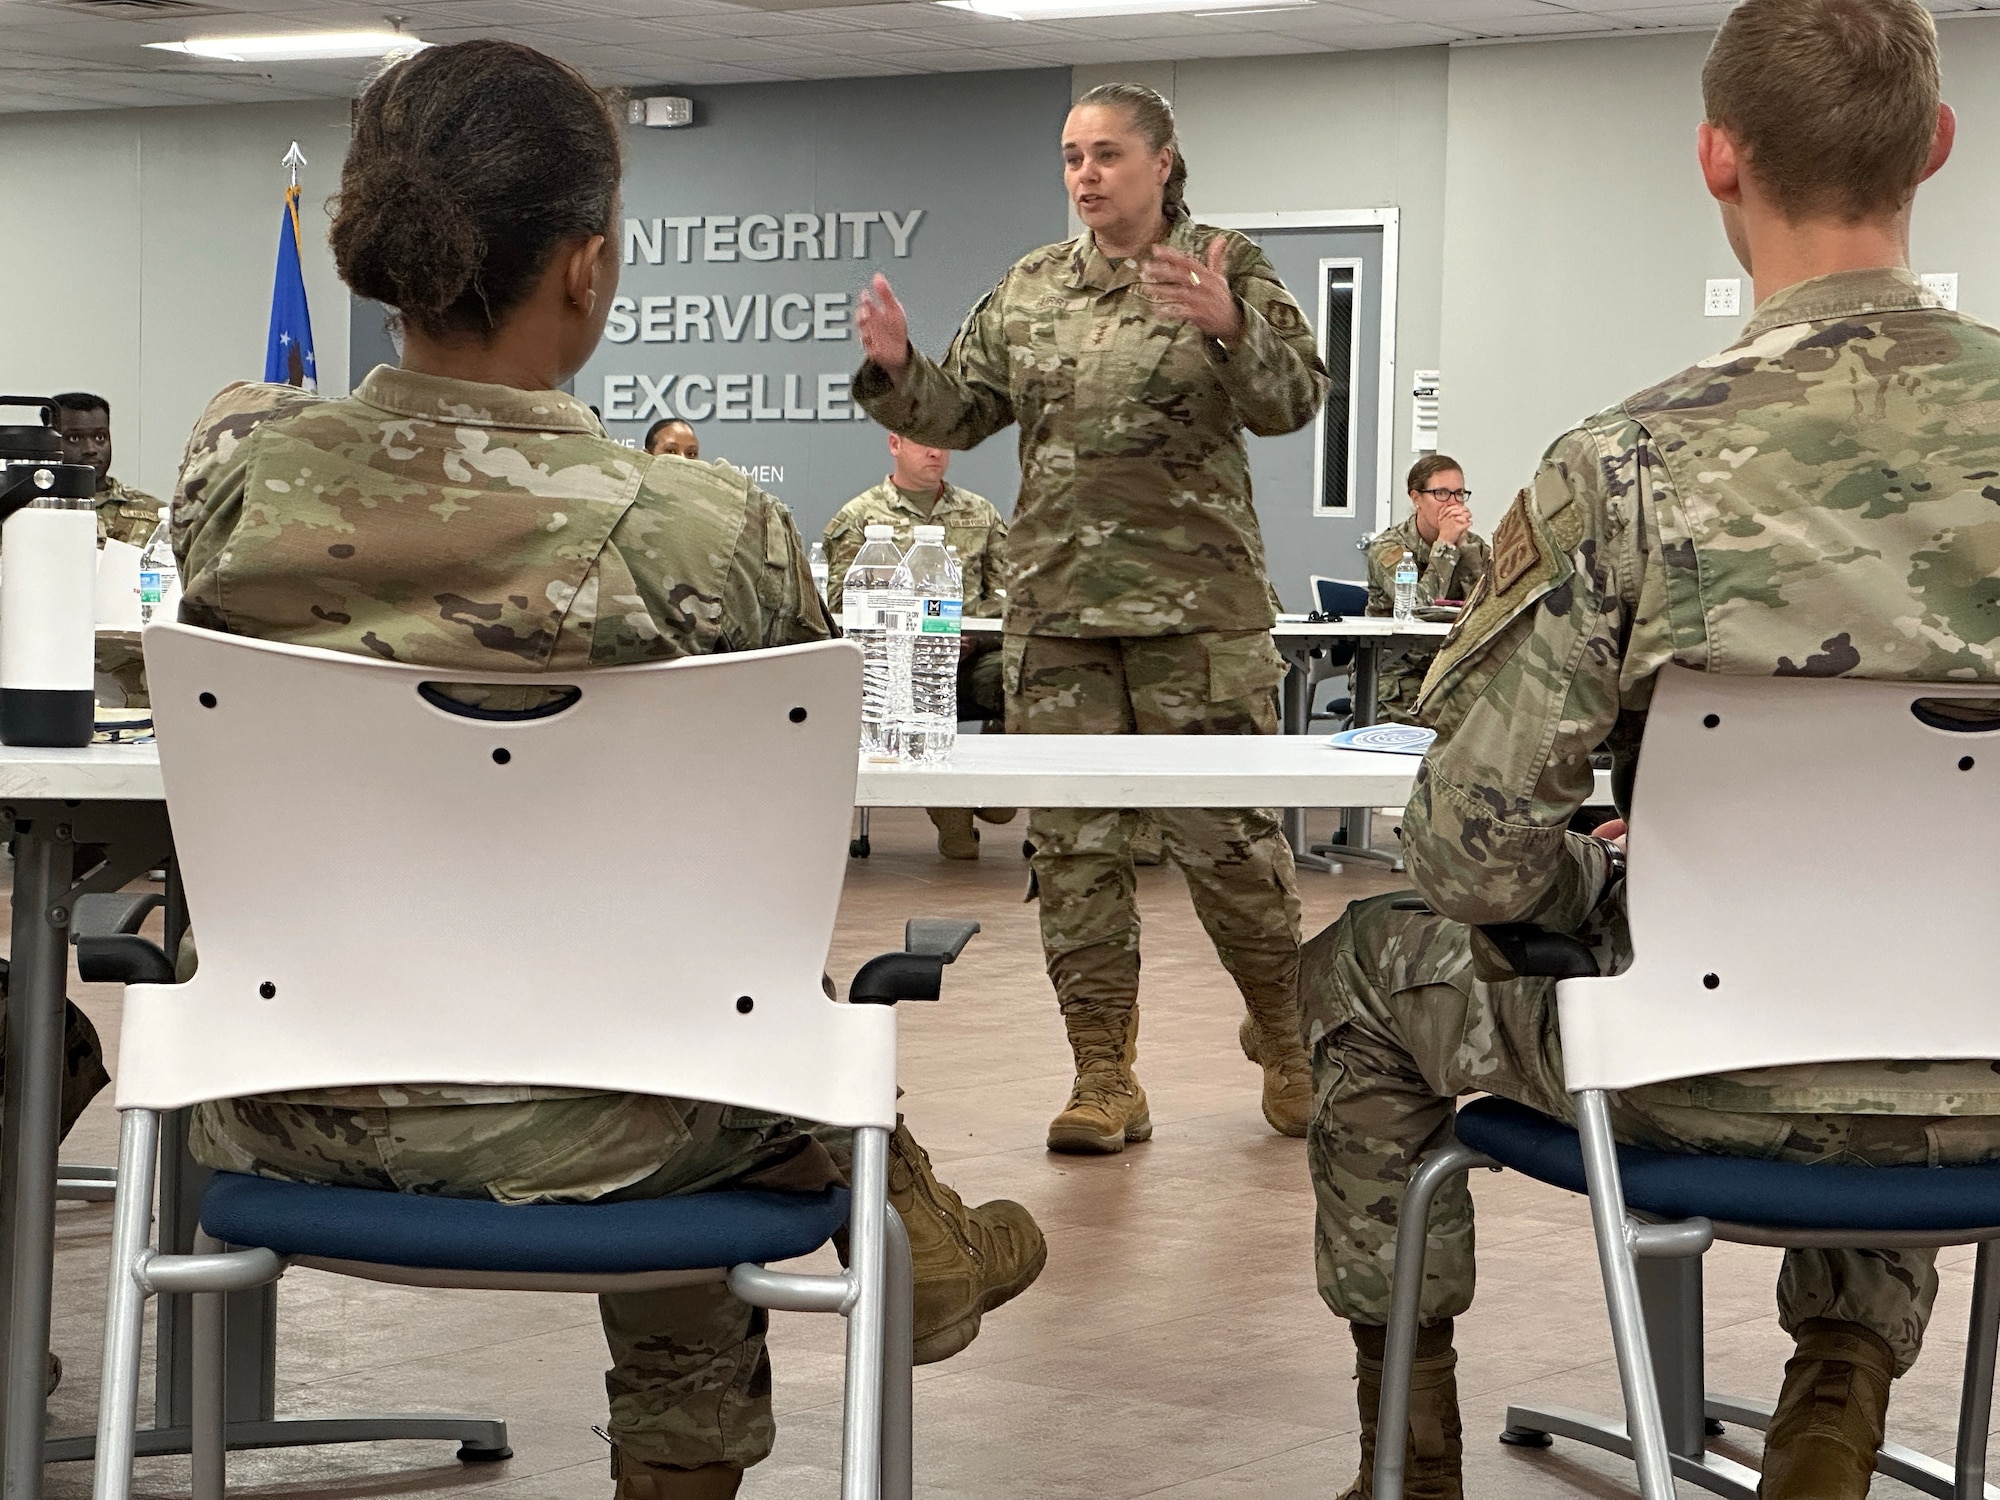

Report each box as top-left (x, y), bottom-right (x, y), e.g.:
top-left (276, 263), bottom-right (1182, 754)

top-left (281, 141), bottom-right (306, 189)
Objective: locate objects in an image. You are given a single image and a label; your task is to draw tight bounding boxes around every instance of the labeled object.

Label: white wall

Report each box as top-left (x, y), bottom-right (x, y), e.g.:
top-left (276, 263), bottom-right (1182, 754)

top-left (1438, 15), bottom-right (2000, 520)
top-left (0, 100), bottom-right (349, 504)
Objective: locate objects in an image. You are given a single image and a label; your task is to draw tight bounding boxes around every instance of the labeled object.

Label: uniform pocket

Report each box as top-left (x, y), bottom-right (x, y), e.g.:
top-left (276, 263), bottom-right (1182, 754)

top-left (1205, 630), bottom-right (1287, 705)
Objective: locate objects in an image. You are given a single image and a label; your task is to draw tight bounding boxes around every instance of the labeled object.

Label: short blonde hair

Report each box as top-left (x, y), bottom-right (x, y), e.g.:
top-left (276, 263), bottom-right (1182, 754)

top-left (1702, 0), bottom-right (1941, 221)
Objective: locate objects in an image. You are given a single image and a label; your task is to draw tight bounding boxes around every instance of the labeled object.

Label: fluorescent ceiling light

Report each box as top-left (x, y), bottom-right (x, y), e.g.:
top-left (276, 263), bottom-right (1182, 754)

top-left (146, 31), bottom-right (428, 63)
top-left (942, 0), bottom-right (1309, 15)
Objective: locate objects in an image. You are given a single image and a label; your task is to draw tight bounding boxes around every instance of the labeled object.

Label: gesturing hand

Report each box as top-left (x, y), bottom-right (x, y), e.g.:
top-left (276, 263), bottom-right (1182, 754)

top-left (1437, 505), bottom-right (1473, 547)
top-left (858, 273), bottom-right (912, 384)
top-left (1140, 237), bottom-right (1242, 340)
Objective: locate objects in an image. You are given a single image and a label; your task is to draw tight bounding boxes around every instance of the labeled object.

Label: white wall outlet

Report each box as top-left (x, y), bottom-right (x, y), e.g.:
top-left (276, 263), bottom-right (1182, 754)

top-left (1704, 278), bottom-right (1742, 318)
top-left (1921, 272), bottom-right (1960, 311)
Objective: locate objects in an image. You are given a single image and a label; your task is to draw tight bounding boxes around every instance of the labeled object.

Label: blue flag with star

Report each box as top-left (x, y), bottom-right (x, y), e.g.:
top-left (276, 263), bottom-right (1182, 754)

top-left (264, 183), bottom-right (317, 389)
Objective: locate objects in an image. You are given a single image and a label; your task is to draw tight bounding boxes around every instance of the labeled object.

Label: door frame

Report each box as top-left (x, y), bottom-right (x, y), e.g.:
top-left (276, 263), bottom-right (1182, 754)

top-left (1198, 208), bottom-right (1400, 534)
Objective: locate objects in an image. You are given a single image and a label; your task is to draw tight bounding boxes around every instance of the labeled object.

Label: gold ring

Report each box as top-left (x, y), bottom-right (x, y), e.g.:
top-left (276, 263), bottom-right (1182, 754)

top-left (1190, 271), bottom-right (1201, 287)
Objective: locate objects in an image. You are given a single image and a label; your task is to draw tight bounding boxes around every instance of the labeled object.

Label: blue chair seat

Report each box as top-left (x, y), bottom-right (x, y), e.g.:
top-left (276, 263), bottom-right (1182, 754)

top-left (1456, 1096), bottom-right (2000, 1234)
top-left (201, 1171), bottom-right (850, 1275)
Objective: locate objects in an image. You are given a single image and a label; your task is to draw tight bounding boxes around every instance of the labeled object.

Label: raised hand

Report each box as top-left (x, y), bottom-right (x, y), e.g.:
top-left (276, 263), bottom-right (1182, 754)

top-left (1139, 236), bottom-right (1242, 340)
top-left (1437, 504), bottom-right (1473, 546)
top-left (858, 273), bottom-right (912, 383)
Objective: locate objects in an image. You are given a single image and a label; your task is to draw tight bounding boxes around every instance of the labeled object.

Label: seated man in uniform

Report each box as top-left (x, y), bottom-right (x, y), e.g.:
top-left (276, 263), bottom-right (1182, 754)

top-left (1305, 4), bottom-right (2000, 1498)
top-left (52, 391), bottom-right (162, 546)
top-left (644, 416), bottom-right (699, 459)
top-left (1364, 454), bottom-right (1489, 724)
top-left (824, 432), bottom-right (1016, 858)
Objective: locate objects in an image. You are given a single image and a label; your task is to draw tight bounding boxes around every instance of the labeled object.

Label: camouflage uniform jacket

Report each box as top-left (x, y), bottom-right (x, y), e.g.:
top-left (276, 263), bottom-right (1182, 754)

top-left (96, 475), bottom-right (163, 548)
top-left (853, 216), bottom-right (1329, 637)
top-left (822, 478), bottom-right (1008, 619)
top-left (1406, 267), bottom-right (2000, 1114)
top-left (174, 364), bottom-right (831, 1106)
top-left (1364, 513), bottom-right (1490, 724)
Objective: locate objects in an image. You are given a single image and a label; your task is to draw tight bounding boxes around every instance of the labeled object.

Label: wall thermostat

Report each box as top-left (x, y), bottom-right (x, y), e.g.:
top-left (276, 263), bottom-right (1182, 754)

top-left (629, 96), bottom-right (695, 129)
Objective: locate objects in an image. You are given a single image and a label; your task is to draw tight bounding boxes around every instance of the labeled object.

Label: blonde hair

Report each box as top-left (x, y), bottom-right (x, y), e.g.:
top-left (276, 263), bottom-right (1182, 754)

top-left (1075, 82), bottom-right (1188, 222)
top-left (1702, 0), bottom-right (1940, 221)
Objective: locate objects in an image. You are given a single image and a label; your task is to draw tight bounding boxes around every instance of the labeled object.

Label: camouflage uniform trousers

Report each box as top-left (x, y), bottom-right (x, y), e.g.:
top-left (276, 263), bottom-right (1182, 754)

top-left (1371, 648), bottom-right (1434, 728)
top-left (192, 1093), bottom-right (849, 1469)
top-left (1301, 892), bottom-right (1998, 1375)
top-left (1003, 630), bottom-right (1302, 1036)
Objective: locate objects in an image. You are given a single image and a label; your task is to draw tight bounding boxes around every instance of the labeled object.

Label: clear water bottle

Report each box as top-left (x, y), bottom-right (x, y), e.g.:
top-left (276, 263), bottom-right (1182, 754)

top-left (808, 540), bottom-right (830, 604)
top-left (1392, 550), bottom-right (1419, 622)
top-left (139, 505), bottom-right (179, 625)
top-left (842, 523), bottom-right (913, 762)
top-left (901, 523), bottom-right (961, 764)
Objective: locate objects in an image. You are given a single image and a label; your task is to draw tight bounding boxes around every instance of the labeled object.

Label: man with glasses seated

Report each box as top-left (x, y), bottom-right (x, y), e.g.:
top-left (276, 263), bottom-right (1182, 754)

top-left (1364, 455), bottom-right (1490, 724)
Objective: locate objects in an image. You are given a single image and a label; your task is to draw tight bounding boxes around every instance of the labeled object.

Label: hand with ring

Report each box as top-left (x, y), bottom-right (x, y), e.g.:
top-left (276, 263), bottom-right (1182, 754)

top-left (1140, 237), bottom-right (1242, 340)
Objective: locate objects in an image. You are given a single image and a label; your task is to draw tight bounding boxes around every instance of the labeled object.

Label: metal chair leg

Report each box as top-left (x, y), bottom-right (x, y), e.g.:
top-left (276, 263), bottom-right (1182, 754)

top-left (881, 1204), bottom-right (914, 1500)
top-left (1373, 1138), bottom-right (1497, 1500)
top-left (1956, 1241), bottom-right (2000, 1499)
top-left (840, 1126), bottom-right (889, 1500)
top-left (93, 1109), bottom-right (162, 1500)
top-left (192, 1230), bottom-right (227, 1500)
top-left (1576, 1090), bottom-right (1675, 1500)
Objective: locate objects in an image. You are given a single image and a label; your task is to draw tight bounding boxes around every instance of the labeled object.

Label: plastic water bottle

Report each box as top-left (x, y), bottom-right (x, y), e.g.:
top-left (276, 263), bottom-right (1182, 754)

top-left (901, 524), bottom-right (961, 764)
top-left (138, 505), bottom-right (179, 625)
top-left (1392, 550), bottom-right (1419, 622)
top-left (808, 540), bottom-right (830, 603)
top-left (842, 523), bottom-right (913, 762)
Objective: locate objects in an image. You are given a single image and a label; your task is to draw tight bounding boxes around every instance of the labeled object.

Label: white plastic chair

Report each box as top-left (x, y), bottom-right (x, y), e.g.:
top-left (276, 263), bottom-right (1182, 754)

top-left (1374, 665), bottom-right (2000, 1499)
top-left (91, 624), bottom-right (965, 1500)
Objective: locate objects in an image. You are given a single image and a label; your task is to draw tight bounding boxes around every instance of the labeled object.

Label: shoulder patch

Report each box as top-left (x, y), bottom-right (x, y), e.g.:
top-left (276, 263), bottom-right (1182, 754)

top-left (1265, 301), bottom-right (1304, 335)
top-left (1491, 490), bottom-right (1542, 595)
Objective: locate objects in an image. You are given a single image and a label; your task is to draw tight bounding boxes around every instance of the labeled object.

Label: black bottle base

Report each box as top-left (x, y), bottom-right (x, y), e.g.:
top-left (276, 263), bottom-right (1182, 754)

top-left (0, 688), bottom-right (95, 747)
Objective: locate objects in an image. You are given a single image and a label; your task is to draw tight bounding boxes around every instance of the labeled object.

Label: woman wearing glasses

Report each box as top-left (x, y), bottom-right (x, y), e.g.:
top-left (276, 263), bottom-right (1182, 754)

top-left (1365, 454), bottom-right (1492, 724)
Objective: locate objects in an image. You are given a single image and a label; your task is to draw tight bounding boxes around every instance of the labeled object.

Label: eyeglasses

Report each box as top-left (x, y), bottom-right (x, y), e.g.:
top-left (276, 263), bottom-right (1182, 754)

top-left (1417, 487), bottom-right (1472, 503)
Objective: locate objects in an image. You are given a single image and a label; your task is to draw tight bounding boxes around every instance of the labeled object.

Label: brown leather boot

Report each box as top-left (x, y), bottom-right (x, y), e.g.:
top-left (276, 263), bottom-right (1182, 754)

top-left (610, 1447), bottom-right (743, 1498)
top-left (888, 1123), bottom-right (1048, 1364)
top-left (1338, 1320), bottom-right (1463, 1500)
top-left (1238, 1011), bottom-right (1312, 1138)
top-left (1757, 1318), bottom-right (1895, 1499)
top-left (1047, 1006), bottom-right (1151, 1154)
top-left (928, 807), bottom-right (980, 859)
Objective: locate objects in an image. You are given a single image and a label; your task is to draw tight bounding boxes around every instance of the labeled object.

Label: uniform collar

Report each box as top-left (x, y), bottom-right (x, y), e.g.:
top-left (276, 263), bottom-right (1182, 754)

top-left (354, 365), bottom-right (603, 434)
top-left (1067, 215), bottom-right (1200, 293)
top-left (882, 477), bottom-right (949, 517)
top-left (1740, 267), bottom-right (1938, 340)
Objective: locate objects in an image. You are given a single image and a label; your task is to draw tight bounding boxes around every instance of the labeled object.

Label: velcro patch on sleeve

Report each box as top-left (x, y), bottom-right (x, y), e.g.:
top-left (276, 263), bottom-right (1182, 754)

top-left (1491, 489), bottom-right (1543, 595)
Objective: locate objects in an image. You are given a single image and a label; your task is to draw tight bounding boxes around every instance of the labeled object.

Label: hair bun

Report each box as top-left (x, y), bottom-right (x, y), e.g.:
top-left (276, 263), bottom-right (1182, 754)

top-left (332, 152), bottom-right (484, 318)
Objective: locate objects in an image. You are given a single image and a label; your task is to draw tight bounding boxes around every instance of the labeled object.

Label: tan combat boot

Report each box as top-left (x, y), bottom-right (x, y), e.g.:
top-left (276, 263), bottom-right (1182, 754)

top-left (610, 1448), bottom-right (742, 1498)
top-left (974, 806), bottom-right (1018, 826)
top-left (1338, 1320), bottom-right (1463, 1500)
top-left (1756, 1318), bottom-right (1895, 1500)
top-left (1047, 1007), bottom-right (1152, 1154)
top-left (1238, 1011), bottom-right (1313, 1138)
top-left (1130, 815), bottom-right (1165, 867)
top-left (888, 1122), bottom-right (1048, 1364)
top-left (928, 807), bottom-right (980, 859)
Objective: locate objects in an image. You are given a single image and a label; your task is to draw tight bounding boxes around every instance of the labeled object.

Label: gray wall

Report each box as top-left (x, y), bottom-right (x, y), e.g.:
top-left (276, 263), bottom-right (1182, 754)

top-left (0, 99), bottom-right (351, 502)
top-left (578, 68), bottom-right (1073, 544)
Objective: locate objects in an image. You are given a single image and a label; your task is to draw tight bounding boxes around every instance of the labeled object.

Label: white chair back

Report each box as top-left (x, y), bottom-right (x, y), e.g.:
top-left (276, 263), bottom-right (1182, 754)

top-left (1558, 664), bottom-right (2000, 1092)
top-left (119, 625), bottom-right (896, 1128)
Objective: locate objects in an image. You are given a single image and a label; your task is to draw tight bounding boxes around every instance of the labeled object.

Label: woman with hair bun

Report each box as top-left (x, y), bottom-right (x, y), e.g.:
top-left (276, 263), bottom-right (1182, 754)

top-left (856, 82), bottom-right (1329, 1158)
top-left (173, 39), bottom-right (1043, 1500)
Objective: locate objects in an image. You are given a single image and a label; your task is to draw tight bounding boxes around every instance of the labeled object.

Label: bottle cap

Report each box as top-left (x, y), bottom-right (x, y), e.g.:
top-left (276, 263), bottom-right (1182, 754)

top-left (913, 524), bottom-right (945, 543)
top-left (864, 524), bottom-right (896, 540)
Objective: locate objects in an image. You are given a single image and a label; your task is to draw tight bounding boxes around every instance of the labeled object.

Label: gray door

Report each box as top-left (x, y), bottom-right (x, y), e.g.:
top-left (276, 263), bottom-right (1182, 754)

top-left (1225, 219), bottom-right (1394, 613)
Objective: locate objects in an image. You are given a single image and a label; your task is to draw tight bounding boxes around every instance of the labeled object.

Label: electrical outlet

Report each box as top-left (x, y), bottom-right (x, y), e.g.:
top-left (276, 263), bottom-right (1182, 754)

top-left (1921, 272), bottom-right (1959, 311)
top-left (1704, 278), bottom-right (1742, 318)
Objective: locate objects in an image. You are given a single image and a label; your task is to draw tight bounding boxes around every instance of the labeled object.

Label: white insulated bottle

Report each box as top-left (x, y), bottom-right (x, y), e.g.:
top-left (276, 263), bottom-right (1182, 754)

top-left (0, 398), bottom-right (101, 747)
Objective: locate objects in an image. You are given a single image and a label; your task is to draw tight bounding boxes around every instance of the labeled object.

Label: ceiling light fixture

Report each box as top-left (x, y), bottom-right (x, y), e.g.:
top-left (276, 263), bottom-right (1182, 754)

top-left (145, 29), bottom-right (429, 62)
top-left (942, 0), bottom-right (1309, 15)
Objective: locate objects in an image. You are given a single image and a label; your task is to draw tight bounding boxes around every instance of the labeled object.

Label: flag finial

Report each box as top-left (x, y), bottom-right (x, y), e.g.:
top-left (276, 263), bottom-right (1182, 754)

top-left (280, 141), bottom-right (307, 189)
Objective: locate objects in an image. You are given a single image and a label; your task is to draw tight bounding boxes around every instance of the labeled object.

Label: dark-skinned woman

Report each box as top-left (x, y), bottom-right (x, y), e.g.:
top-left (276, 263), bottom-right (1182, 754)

top-left (855, 83), bottom-right (1329, 1156)
top-left (171, 40), bottom-right (1043, 1500)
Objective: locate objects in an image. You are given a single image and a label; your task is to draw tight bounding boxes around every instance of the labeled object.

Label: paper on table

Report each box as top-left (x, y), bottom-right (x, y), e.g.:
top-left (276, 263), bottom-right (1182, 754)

top-left (95, 539), bottom-right (143, 629)
top-left (1327, 724), bottom-right (1435, 755)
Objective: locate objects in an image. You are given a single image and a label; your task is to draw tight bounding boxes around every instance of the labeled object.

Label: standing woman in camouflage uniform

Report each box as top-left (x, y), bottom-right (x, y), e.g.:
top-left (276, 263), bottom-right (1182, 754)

top-left (855, 84), bottom-right (1330, 1154)
top-left (172, 40), bottom-right (1044, 1500)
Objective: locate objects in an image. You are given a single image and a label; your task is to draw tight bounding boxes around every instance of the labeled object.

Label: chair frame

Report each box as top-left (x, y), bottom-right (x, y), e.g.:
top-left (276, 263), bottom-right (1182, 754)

top-left (1370, 666), bottom-right (2000, 1500)
top-left (91, 626), bottom-right (931, 1500)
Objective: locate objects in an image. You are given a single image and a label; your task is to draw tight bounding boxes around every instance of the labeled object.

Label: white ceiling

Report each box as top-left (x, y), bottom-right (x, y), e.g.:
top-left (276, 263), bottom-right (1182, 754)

top-left (0, 0), bottom-right (1991, 112)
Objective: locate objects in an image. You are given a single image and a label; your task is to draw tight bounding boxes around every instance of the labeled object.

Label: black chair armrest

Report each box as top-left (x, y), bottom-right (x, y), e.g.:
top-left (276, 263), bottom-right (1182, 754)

top-left (1477, 923), bottom-right (1601, 980)
top-left (76, 934), bottom-right (176, 986)
top-left (903, 919), bottom-right (980, 961)
top-left (72, 892), bottom-right (165, 939)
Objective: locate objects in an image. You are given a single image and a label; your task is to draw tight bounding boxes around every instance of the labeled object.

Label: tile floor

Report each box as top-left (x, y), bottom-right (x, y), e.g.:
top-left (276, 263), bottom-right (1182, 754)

top-left (28, 808), bottom-right (1992, 1497)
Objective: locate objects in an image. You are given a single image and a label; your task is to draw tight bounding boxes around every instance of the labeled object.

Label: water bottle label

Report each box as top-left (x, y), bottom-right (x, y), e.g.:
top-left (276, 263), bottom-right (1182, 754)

top-left (140, 570), bottom-right (165, 605)
top-left (842, 599), bottom-right (880, 632)
top-left (918, 598), bottom-right (962, 634)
